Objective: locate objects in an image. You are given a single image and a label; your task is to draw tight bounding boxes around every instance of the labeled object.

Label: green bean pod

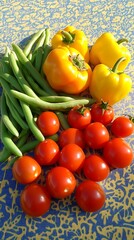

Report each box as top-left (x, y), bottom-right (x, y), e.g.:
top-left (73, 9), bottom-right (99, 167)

top-left (0, 77), bottom-right (24, 117)
top-left (0, 119), bottom-right (22, 157)
top-left (55, 111), bottom-right (70, 129)
top-left (12, 43), bottom-right (56, 95)
top-left (11, 90), bottom-right (92, 111)
top-left (23, 29), bottom-right (44, 57)
top-left (20, 101), bottom-right (44, 142)
top-left (0, 73), bottom-right (23, 91)
top-left (9, 52), bottom-right (38, 98)
top-left (1, 92), bottom-right (19, 137)
top-left (5, 94), bottom-right (28, 130)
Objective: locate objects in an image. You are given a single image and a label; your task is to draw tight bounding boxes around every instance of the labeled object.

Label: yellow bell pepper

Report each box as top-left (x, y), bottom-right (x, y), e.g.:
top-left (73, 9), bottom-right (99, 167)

top-left (43, 46), bottom-right (92, 94)
top-left (89, 32), bottom-right (131, 71)
top-left (51, 26), bottom-right (90, 63)
top-left (89, 57), bottom-right (132, 105)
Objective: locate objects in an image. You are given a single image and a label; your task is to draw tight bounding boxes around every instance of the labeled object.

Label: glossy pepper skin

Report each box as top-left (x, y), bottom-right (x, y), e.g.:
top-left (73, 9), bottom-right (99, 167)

top-left (89, 32), bottom-right (131, 71)
top-left (51, 26), bottom-right (90, 63)
top-left (89, 58), bottom-right (132, 105)
top-left (43, 47), bottom-right (92, 94)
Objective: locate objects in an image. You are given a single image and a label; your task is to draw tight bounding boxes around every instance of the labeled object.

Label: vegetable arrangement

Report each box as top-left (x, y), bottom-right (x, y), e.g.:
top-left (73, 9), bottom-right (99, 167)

top-left (0, 26), bottom-right (133, 217)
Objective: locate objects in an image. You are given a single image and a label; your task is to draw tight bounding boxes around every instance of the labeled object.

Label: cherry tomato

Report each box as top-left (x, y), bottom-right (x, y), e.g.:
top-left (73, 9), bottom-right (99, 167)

top-left (46, 166), bottom-right (76, 199)
top-left (75, 180), bottom-right (106, 212)
top-left (20, 183), bottom-right (51, 217)
top-left (12, 156), bottom-right (41, 184)
top-left (90, 101), bottom-right (114, 126)
top-left (37, 111), bottom-right (60, 136)
top-left (84, 122), bottom-right (110, 149)
top-left (67, 106), bottom-right (91, 129)
top-left (34, 139), bottom-right (60, 166)
top-left (111, 116), bottom-right (134, 138)
top-left (59, 143), bottom-right (85, 172)
top-left (83, 154), bottom-right (110, 181)
top-left (103, 138), bottom-right (133, 168)
top-left (58, 128), bottom-right (85, 149)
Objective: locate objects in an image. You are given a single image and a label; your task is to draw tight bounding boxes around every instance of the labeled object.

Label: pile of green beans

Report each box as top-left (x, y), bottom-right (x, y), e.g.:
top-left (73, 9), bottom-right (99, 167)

top-left (0, 28), bottom-right (94, 164)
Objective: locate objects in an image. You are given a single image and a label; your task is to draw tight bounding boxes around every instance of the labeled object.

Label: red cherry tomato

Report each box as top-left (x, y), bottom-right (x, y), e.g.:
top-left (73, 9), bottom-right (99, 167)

top-left (59, 143), bottom-right (85, 172)
top-left (58, 128), bottom-right (85, 149)
top-left (75, 180), bottom-right (106, 212)
top-left (90, 101), bottom-right (114, 126)
top-left (20, 183), bottom-right (51, 217)
top-left (12, 156), bottom-right (41, 184)
top-left (37, 111), bottom-right (60, 136)
top-left (67, 106), bottom-right (91, 129)
top-left (103, 138), bottom-right (133, 168)
top-left (111, 116), bottom-right (134, 138)
top-left (34, 139), bottom-right (60, 166)
top-left (84, 122), bottom-right (110, 149)
top-left (46, 166), bottom-right (76, 199)
top-left (83, 154), bottom-right (110, 181)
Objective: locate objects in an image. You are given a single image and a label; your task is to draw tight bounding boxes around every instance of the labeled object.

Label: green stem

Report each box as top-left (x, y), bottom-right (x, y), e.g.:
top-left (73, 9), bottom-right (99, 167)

top-left (62, 31), bottom-right (75, 44)
top-left (117, 38), bottom-right (128, 44)
top-left (112, 57), bottom-right (126, 73)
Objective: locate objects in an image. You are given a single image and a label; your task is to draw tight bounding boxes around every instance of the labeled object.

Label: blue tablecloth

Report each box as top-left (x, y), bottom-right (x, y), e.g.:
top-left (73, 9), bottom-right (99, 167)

top-left (0, 0), bottom-right (134, 239)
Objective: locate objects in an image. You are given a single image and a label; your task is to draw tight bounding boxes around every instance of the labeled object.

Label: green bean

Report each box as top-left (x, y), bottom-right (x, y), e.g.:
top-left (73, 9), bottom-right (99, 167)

top-left (40, 95), bottom-right (79, 102)
top-left (23, 29), bottom-right (44, 57)
top-left (8, 139), bottom-right (40, 167)
top-left (20, 101), bottom-right (44, 142)
top-left (11, 90), bottom-right (92, 111)
top-left (55, 111), bottom-right (70, 129)
top-left (0, 77), bottom-right (24, 117)
top-left (0, 73), bottom-right (23, 91)
top-left (34, 47), bottom-right (43, 72)
top-left (47, 133), bottom-right (59, 142)
top-left (1, 92), bottom-right (19, 137)
top-left (34, 30), bottom-right (46, 52)
top-left (0, 118), bottom-right (22, 157)
top-left (44, 28), bottom-right (50, 46)
top-left (12, 43), bottom-right (56, 95)
top-left (0, 130), bottom-right (30, 163)
top-left (5, 94), bottom-right (28, 130)
top-left (9, 52), bottom-right (38, 98)
top-left (22, 67), bottom-right (49, 96)
top-left (4, 46), bottom-right (11, 57)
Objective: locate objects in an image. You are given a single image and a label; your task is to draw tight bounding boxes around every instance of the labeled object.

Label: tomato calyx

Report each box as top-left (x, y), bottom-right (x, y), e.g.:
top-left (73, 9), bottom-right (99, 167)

top-left (62, 30), bottom-right (75, 44)
top-left (99, 100), bottom-right (111, 115)
top-left (69, 54), bottom-right (87, 70)
top-left (125, 114), bottom-right (134, 123)
top-left (74, 105), bottom-right (88, 116)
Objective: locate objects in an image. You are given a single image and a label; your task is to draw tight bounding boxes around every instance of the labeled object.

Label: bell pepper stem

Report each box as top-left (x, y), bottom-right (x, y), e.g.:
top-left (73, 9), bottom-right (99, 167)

top-left (62, 31), bottom-right (75, 44)
top-left (112, 57), bottom-right (126, 73)
top-left (117, 38), bottom-right (128, 44)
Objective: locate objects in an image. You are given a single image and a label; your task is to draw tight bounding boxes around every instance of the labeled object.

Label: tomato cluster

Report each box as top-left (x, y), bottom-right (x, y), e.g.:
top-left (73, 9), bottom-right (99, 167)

top-left (12, 104), bottom-right (134, 217)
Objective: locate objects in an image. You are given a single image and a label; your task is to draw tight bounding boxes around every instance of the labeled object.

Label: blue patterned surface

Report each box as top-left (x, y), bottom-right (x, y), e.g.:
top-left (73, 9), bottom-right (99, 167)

top-left (0, 0), bottom-right (134, 239)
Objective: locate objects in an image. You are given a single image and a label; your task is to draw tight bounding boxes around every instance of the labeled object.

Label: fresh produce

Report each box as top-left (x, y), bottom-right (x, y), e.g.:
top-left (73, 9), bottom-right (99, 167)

top-left (37, 111), bottom-right (60, 136)
top-left (83, 154), bottom-right (110, 182)
top-left (51, 26), bottom-right (90, 62)
top-left (12, 156), bottom-right (41, 184)
top-left (46, 166), bottom-right (76, 199)
top-left (59, 143), bottom-right (85, 172)
top-left (0, 26), bottom-right (133, 217)
top-left (89, 32), bottom-right (131, 71)
top-left (34, 139), bottom-right (60, 166)
top-left (67, 106), bottom-right (91, 129)
top-left (90, 101), bottom-right (114, 126)
top-left (103, 138), bottom-right (133, 168)
top-left (75, 180), bottom-right (106, 212)
top-left (58, 128), bottom-right (86, 149)
top-left (42, 46), bottom-right (92, 94)
top-left (20, 183), bottom-right (51, 217)
top-left (84, 122), bottom-right (110, 149)
top-left (111, 115), bottom-right (134, 138)
top-left (89, 57), bottom-right (132, 105)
